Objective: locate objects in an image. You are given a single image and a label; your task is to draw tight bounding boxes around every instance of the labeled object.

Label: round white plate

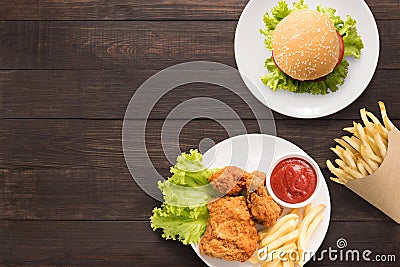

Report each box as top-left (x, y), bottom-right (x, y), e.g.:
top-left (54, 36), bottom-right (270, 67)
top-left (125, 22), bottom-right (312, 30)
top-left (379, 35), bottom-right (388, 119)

top-left (234, 0), bottom-right (379, 118)
top-left (192, 134), bottom-right (331, 267)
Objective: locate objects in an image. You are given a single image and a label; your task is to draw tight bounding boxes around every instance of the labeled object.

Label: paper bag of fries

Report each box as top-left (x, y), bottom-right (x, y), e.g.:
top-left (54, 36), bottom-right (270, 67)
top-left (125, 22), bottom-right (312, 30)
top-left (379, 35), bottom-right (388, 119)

top-left (327, 101), bottom-right (400, 224)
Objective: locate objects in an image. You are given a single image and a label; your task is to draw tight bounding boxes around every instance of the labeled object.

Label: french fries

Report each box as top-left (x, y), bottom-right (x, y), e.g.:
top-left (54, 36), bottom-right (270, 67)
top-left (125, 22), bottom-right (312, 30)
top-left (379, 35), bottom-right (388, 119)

top-left (297, 204), bottom-right (325, 266)
top-left (261, 219), bottom-right (298, 247)
top-left (253, 204), bottom-right (326, 267)
top-left (327, 102), bottom-right (397, 184)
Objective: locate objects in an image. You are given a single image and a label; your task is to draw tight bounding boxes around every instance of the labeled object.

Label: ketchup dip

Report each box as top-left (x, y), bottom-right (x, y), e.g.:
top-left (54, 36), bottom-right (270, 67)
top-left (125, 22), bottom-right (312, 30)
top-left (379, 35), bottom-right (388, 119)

top-left (270, 157), bottom-right (317, 204)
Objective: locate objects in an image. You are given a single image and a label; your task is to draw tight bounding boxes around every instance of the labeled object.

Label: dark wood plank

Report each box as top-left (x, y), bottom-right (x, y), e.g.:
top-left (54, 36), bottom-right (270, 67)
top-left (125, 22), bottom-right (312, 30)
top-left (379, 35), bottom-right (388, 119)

top-left (1, 68), bottom-right (400, 120)
top-left (0, 0), bottom-right (247, 21)
top-left (0, 221), bottom-right (398, 266)
top-left (0, 119), bottom-right (125, 169)
top-left (0, 168), bottom-right (159, 221)
top-left (0, 70), bottom-right (262, 120)
top-left (0, 21), bottom-right (234, 70)
top-left (0, 20), bottom-right (398, 70)
top-left (0, 0), bottom-right (397, 21)
top-left (0, 167), bottom-right (394, 222)
top-left (1, 119), bottom-right (398, 222)
top-left (2, 119), bottom-right (400, 170)
top-left (0, 220), bottom-right (203, 266)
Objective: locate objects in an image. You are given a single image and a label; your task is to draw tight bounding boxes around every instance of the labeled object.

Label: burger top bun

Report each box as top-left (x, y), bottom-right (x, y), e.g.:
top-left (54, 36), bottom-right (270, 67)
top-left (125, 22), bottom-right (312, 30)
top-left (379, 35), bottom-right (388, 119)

top-left (272, 10), bottom-right (340, 81)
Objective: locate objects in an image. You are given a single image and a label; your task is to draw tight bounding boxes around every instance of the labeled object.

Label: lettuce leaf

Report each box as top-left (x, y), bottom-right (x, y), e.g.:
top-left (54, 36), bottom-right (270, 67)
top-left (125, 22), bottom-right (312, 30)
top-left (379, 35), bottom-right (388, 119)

top-left (260, 0), bottom-right (363, 94)
top-left (317, 6), bottom-right (364, 59)
top-left (151, 204), bottom-right (209, 245)
top-left (316, 5), bottom-right (343, 28)
top-left (342, 18), bottom-right (364, 58)
top-left (292, 0), bottom-right (308, 11)
top-left (271, 1), bottom-right (293, 20)
top-left (261, 57), bottom-right (349, 95)
top-left (150, 149), bottom-right (217, 245)
top-left (260, 0), bottom-right (307, 50)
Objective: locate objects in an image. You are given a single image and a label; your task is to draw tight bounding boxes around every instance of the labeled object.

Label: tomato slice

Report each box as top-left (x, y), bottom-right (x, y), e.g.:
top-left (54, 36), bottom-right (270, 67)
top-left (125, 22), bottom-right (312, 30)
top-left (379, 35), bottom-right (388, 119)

top-left (271, 51), bottom-right (284, 72)
top-left (335, 31), bottom-right (345, 68)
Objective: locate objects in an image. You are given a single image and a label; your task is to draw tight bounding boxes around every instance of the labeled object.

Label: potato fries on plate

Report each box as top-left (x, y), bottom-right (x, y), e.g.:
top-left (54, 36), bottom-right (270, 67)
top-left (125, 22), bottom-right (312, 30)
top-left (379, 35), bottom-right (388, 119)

top-left (249, 204), bottom-right (326, 267)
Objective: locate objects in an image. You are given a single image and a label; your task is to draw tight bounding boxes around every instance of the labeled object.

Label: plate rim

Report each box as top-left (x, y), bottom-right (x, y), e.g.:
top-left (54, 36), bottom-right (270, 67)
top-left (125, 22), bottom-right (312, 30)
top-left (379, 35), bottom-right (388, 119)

top-left (234, 0), bottom-right (380, 118)
top-left (191, 133), bottom-right (332, 267)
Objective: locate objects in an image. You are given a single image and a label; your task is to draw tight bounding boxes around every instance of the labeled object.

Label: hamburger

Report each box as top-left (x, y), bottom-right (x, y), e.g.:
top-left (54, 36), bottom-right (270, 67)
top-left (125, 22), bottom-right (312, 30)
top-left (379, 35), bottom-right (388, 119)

top-left (272, 10), bottom-right (344, 81)
top-left (260, 0), bottom-right (364, 95)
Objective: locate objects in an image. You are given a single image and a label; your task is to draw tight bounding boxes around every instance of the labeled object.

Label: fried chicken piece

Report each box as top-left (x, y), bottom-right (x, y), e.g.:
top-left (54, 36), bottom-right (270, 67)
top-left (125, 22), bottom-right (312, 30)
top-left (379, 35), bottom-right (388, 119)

top-left (199, 196), bottom-right (258, 262)
top-left (246, 170), bottom-right (266, 193)
top-left (245, 170), bottom-right (282, 227)
top-left (247, 186), bottom-right (282, 227)
top-left (208, 166), bottom-right (251, 196)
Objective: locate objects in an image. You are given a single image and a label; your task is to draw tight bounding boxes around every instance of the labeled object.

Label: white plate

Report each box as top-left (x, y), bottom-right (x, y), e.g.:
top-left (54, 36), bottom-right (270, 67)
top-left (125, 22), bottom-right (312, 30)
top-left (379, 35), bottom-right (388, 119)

top-left (192, 134), bottom-right (331, 267)
top-left (234, 0), bottom-right (379, 118)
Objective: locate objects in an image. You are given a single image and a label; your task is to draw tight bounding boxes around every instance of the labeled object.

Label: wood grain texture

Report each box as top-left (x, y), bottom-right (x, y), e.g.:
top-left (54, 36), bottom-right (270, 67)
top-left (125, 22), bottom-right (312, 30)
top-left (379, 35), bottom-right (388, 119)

top-left (0, 119), bottom-right (398, 222)
top-left (0, 20), bottom-right (398, 70)
top-left (2, 119), bottom-right (400, 169)
top-left (0, 221), bottom-right (399, 266)
top-left (0, 168), bottom-right (159, 221)
top-left (1, 69), bottom-right (400, 120)
top-left (0, 167), bottom-right (393, 222)
top-left (0, 0), bottom-right (397, 21)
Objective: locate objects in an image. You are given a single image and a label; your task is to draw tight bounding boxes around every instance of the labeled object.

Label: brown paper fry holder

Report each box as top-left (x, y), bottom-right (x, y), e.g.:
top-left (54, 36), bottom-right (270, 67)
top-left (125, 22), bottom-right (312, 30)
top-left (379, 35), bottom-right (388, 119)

top-left (346, 128), bottom-right (400, 224)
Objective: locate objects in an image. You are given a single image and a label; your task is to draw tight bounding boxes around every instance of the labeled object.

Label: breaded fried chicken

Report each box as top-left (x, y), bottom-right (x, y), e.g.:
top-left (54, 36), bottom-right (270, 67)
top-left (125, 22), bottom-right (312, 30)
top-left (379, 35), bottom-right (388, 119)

top-left (245, 170), bottom-right (281, 227)
top-left (247, 186), bottom-right (282, 227)
top-left (246, 170), bottom-right (267, 193)
top-left (199, 196), bottom-right (258, 262)
top-left (208, 166), bottom-right (251, 196)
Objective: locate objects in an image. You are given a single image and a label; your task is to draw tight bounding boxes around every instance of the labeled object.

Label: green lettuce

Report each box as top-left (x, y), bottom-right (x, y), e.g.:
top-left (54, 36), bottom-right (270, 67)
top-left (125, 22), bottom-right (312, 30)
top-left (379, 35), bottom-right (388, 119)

top-left (260, 0), bottom-right (364, 94)
top-left (261, 56), bottom-right (349, 95)
top-left (260, 0), bottom-right (308, 49)
top-left (151, 203), bottom-right (209, 245)
top-left (317, 6), bottom-right (364, 58)
top-left (150, 149), bottom-right (217, 245)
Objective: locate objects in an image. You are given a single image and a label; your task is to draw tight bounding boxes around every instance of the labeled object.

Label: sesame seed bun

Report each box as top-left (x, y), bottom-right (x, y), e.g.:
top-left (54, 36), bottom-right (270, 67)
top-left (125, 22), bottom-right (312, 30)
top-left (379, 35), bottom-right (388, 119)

top-left (272, 10), bottom-right (340, 81)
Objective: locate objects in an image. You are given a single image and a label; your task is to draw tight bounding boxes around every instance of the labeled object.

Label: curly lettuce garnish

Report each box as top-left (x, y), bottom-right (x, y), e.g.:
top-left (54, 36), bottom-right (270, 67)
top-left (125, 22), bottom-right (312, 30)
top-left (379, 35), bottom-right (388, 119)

top-left (317, 6), bottom-right (364, 59)
top-left (150, 149), bottom-right (217, 245)
top-left (260, 0), bottom-right (364, 95)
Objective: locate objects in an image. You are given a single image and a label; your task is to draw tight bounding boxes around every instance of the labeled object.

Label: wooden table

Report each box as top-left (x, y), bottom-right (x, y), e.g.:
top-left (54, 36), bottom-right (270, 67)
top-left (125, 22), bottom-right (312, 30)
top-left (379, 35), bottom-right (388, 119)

top-left (1, 1), bottom-right (399, 266)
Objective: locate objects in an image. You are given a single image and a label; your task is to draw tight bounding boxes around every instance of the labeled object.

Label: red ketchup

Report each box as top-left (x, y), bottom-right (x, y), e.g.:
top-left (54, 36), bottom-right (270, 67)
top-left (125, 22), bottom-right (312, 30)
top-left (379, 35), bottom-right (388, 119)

top-left (270, 157), bottom-right (317, 204)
